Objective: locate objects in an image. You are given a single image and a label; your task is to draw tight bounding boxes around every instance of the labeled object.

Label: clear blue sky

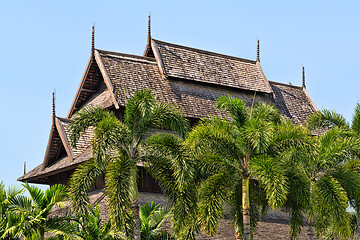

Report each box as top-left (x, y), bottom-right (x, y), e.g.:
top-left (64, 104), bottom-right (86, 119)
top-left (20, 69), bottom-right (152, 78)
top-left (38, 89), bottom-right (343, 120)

top-left (1, 0), bottom-right (359, 189)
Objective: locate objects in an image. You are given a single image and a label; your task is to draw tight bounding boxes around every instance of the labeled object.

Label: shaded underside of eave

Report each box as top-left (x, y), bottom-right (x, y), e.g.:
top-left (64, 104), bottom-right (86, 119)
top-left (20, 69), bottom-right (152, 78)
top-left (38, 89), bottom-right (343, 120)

top-left (68, 56), bottom-right (106, 118)
top-left (18, 148), bottom-right (93, 184)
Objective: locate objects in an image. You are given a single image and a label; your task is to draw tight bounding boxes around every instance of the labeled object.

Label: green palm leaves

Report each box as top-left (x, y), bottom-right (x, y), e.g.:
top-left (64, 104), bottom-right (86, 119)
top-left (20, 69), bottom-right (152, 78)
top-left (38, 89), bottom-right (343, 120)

top-left (140, 202), bottom-right (170, 240)
top-left (304, 106), bottom-right (360, 239)
top-left (67, 89), bottom-right (360, 239)
top-left (186, 96), bottom-right (305, 239)
top-left (68, 89), bottom-right (189, 239)
top-left (1, 183), bottom-right (68, 240)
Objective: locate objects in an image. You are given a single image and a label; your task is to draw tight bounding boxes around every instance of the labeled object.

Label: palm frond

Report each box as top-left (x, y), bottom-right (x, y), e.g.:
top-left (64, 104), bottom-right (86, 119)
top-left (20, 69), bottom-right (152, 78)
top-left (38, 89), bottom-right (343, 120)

top-left (69, 106), bottom-right (116, 147)
top-left (146, 133), bottom-right (194, 191)
top-left (8, 195), bottom-right (33, 211)
top-left (123, 89), bottom-right (156, 131)
top-left (318, 128), bottom-right (360, 169)
top-left (307, 109), bottom-right (348, 131)
top-left (282, 169), bottom-right (310, 239)
top-left (105, 156), bottom-right (135, 238)
top-left (145, 133), bottom-right (198, 239)
top-left (250, 155), bottom-right (289, 209)
top-left (330, 168), bottom-right (360, 210)
top-left (216, 95), bottom-right (248, 128)
top-left (93, 117), bottom-right (130, 165)
top-left (69, 157), bottom-right (107, 214)
top-left (242, 118), bottom-right (274, 154)
top-left (352, 102), bottom-right (360, 135)
top-left (270, 120), bottom-right (312, 155)
top-left (187, 118), bottom-right (240, 167)
top-left (22, 182), bottom-right (45, 208)
top-left (315, 175), bottom-right (351, 238)
top-left (197, 171), bottom-right (233, 236)
top-left (44, 184), bottom-right (68, 207)
top-left (151, 102), bottom-right (189, 138)
top-left (251, 102), bottom-right (281, 125)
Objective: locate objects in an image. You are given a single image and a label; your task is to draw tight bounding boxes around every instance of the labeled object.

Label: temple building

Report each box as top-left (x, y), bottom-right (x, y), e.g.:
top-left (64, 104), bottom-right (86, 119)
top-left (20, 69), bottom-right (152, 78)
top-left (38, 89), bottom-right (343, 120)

top-left (18, 19), bottom-right (317, 239)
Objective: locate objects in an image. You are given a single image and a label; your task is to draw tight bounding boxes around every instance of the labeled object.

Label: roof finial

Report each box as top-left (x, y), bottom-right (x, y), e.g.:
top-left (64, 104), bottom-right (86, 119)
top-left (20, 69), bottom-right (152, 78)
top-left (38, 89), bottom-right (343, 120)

top-left (52, 91), bottom-right (56, 125)
top-left (302, 65), bottom-right (306, 88)
top-left (257, 38), bottom-right (260, 62)
top-left (91, 24), bottom-right (95, 58)
top-left (147, 13), bottom-right (151, 44)
top-left (24, 162), bottom-right (26, 175)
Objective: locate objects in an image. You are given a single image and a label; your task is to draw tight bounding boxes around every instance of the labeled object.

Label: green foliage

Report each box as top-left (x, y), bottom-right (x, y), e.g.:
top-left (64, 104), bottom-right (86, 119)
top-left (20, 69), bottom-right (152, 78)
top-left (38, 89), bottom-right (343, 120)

top-left (352, 102), bottom-right (360, 135)
top-left (53, 204), bottom-right (119, 240)
top-left (297, 106), bottom-right (360, 239)
top-left (1, 183), bottom-right (68, 240)
top-left (145, 133), bottom-right (198, 239)
top-left (183, 95), bottom-right (308, 238)
top-left (68, 89), bottom-right (189, 238)
top-left (139, 202), bottom-right (171, 240)
top-left (307, 109), bottom-right (348, 131)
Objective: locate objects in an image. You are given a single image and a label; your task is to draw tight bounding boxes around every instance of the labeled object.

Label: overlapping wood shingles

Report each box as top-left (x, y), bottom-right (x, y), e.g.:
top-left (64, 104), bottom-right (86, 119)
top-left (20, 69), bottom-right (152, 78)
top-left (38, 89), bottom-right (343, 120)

top-left (98, 50), bottom-right (270, 119)
top-left (153, 39), bottom-right (272, 94)
top-left (20, 40), bottom-right (318, 184)
top-left (18, 91), bottom-right (111, 182)
top-left (58, 119), bottom-right (94, 158)
top-left (270, 81), bottom-right (317, 123)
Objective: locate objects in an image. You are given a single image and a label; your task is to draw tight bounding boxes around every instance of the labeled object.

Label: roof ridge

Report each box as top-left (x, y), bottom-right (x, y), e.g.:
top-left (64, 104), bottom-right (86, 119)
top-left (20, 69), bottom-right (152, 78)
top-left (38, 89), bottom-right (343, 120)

top-left (269, 80), bottom-right (303, 89)
top-left (152, 39), bottom-right (257, 64)
top-left (56, 117), bottom-right (73, 123)
top-left (97, 49), bottom-right (156, 63)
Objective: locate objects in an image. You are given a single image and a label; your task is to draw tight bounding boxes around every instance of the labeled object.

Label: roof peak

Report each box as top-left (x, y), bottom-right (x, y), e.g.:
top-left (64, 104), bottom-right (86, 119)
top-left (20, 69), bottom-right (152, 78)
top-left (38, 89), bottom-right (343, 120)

top-left (153, 39), bottom-right (257, 64)
top-left (269, 80), bottom-right (303, 89)
top-left (97, 49), bottom-right (157, 63)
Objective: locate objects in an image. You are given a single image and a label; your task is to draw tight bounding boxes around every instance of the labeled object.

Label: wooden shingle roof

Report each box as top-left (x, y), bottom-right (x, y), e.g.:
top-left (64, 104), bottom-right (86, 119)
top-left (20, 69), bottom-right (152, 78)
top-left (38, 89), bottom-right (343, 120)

top-left (151, 39), bottom-right (273, 94)
top-left (19, 39), bottom-right (318, 184)
top-left (18, 116), bottom-right (94, 183)
top-left (270, 81), bottom-right (318, 123)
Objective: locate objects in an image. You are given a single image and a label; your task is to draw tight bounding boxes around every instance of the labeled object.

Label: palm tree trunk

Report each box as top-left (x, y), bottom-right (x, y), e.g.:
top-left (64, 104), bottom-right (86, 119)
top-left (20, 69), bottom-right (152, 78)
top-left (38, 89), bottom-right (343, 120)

top-left (132, 198), bottom-right (141, 240)
top-left (357, 214), bottom-right (360, 240)
top-left (242, 175), bottom-right (251, 240)
top-left (308, 217), bottom-right (315, 240)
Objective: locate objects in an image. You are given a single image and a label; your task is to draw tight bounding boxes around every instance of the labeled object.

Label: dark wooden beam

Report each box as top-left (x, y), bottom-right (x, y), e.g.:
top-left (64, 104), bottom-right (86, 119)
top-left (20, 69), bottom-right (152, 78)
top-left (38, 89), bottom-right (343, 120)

top-left (81, 88), bottom-right (96, 93)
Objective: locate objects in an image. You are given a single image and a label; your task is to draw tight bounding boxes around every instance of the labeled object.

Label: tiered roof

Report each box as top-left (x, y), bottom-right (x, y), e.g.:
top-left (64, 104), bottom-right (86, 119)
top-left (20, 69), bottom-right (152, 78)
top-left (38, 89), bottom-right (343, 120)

top-left (19, 37), bottom-right (318, 184)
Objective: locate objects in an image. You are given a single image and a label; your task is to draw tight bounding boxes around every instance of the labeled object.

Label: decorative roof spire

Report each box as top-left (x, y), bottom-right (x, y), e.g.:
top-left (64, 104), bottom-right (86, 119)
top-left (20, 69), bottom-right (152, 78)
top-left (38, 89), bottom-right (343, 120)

top-left (147, 14), bottom-right (151, 44)
top-left (302, 65), bottom-right (306, 88)
top-left (257, 38), bottom-right (260, 62)
top-left (24, 162), bottom-right (26, 175)
top-left (91, 24), bottom-right (95, 58)
top-left (52, 91), bottom-right (56, 126)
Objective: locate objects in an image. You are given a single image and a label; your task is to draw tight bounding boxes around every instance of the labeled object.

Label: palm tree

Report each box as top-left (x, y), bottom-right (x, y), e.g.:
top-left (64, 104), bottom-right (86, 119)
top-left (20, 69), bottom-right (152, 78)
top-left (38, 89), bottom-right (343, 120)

top-left (140, 202), bottom-right (171, 240)
top-left (68, 89), bottom-right (189, 240)
top-left (51, 204), bottom-right (119, 240)
top-left (0, 181), bottom-right (23, 240)
top-left (303, 105), bottom-right (360, 239)
top-left (301, 127), bottom-right (360, 239)
top-left (184, 95), bottom-right (310, 240)
top-left (2, 183), bottom-right (68, 240)
top-left (145, 132), bottom-right (198, 240)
